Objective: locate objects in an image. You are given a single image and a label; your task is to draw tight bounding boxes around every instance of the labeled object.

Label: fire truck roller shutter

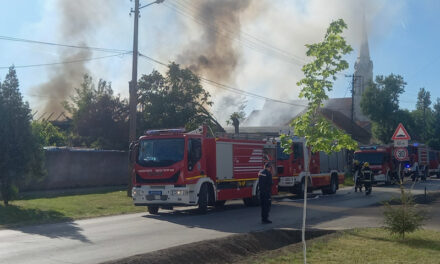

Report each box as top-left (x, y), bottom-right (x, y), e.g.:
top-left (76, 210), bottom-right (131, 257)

top-left (328, 152), bottom-right (339, 171)
top-left (319, 152), bottom-right (329, 173)
top-left (338, 150), bottom-right (347, 172)
top-left (216, 142), bottom-right (233, 180)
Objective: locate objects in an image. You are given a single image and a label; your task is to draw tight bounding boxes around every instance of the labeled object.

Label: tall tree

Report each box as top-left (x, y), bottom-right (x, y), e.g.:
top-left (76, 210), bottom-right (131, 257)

top-left (137, 62), bottom-right (222, 134)
top-left (414, 88), bottom-right (432, 142)
top-left (64, 74), bottom-right (129, 150)
top-left (0, 67), bottom-right (45, 205)
top-left (280, 19), bottom-right (357, 264)
top-left (428, 98), bottom-right (440, 150)
top-left (361, 74), bottom-right (406, 143)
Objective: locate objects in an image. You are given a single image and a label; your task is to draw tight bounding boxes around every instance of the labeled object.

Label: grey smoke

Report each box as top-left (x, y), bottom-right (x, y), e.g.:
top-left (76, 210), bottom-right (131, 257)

top-left (177, 0), bottom-right (253, 83)
top-left (34, 0), bottom-right (114, 115)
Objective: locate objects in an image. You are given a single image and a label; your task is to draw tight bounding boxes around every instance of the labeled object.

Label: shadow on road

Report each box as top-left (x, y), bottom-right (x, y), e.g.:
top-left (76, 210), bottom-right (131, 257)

top-left (0, 205), bottom-right (91, 243)
top-left (142, 198), bottom-right (367, 234)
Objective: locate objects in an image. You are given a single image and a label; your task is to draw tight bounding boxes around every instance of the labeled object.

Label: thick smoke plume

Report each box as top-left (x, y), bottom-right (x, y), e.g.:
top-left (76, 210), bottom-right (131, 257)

top-left (176, 0), bottom-right (261, 124)
top-left (34, 0), bottom-right (113, 115)
top-left (177, 0), bottom-right (252, 83)
top-left (173, 0), bottom-right (405, 126)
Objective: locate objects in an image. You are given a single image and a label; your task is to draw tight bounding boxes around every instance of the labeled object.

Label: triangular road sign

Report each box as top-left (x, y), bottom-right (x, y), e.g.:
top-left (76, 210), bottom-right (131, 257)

top-left (392, 123), bottom-right (411, 140)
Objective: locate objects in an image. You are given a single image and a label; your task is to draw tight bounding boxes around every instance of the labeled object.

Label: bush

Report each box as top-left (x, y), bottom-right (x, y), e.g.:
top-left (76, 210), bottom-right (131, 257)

top-left (343, 172), bottom-right (354, 186)
top-left (383, 187), bottom-right (427, 239)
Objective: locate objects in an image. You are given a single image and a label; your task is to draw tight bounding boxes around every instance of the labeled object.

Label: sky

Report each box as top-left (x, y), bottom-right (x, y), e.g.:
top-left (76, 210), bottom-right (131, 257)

top-left (0, 0), bottom-right (439, 124)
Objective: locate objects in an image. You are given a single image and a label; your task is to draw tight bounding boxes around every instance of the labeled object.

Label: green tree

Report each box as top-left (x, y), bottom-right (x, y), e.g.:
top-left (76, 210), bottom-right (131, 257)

top-left (383, 187), bottom-right (427, 239)
top-left (0, 67), bottom-right (45, 205)
top-left (412, 88), bottom-right (432, 142)
top-left (280, 19), bottom-right (357, 264)
top-left (361, 74), bottom-right (406, 143)
top-left (31, 121), bottom-right (67, 146)
top-left (64, 74), bottom-right (129, 150)
top-left (137, 62), bottom-right (222, 133)
top-left (428, 98), bottom-right (440, 149)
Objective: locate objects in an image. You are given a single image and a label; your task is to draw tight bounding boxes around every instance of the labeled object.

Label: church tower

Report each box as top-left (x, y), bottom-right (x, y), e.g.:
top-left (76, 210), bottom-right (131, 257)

top-left (353, 15), bottom-right (373, 122)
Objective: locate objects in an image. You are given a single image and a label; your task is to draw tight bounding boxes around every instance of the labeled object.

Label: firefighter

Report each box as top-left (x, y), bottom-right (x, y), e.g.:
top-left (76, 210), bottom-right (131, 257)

top-left (258, 162), bottom-right (273, 224)
top-left (353, 160), bottom-right (363, 192)
top-left (361, 162), bottom-right (373, 195)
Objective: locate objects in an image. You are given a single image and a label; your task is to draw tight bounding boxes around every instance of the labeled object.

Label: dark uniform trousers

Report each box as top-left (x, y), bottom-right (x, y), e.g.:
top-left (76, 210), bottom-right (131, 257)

top-left (260, 192), bottom-right (271, 221)
top-left (258, 169), bottom-right (273, 221)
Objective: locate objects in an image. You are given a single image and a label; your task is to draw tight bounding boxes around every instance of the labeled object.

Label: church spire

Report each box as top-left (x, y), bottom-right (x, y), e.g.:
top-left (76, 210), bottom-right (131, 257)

top-left (359, 13), bottom-right (370, 60)
top-left (353, 12), bottom-right (373, 122)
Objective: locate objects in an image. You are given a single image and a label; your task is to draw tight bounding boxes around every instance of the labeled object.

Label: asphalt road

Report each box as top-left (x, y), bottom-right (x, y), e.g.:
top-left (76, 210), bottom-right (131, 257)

top-left (1, 179), bottom-right (440, 264)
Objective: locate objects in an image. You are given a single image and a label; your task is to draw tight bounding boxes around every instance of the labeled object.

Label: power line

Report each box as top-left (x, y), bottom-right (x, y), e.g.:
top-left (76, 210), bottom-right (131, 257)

top-left (163, 1), bottom-right (307, 67)
top-left (0, 52), bottom-right (130, 69)
top-left (138, 52), bottom-right (309, 108)
top-left (0, 35), bottom-right (131, 54)
top-left (177, 0), bottom-right (308, 63)
top-left (177, 0), bottom-right (307, 61)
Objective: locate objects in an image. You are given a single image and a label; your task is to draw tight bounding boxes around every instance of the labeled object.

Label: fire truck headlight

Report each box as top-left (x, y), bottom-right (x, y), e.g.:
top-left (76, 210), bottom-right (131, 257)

top-left (132, 189), bottom-right (137, 196)
top-left (171, 190), bottom-right (188, 196)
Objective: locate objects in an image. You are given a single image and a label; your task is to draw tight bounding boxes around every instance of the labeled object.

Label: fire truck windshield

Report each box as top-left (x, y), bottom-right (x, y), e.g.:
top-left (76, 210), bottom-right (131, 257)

top-left (137, 138), bottom-right (185, 167)
top-left (354, 152), bottom-right (384, 165)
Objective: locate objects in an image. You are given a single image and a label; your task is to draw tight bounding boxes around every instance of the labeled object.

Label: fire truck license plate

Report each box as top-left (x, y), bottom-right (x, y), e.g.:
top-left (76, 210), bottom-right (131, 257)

top-left (149, 191), bottom-right (162, 195)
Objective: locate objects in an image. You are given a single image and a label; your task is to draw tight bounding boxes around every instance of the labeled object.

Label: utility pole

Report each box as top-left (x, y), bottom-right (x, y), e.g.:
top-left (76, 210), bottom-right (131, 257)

top-left (345, 74), bottom-right (359, 136)
top-left (129, 0), bottom-right (140, 144)
top-left (128, 0), bottom-right (164, 196)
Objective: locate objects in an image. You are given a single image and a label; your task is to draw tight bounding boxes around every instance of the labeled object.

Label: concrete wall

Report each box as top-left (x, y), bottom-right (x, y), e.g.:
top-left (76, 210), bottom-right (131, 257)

top-left (23, 148), bottom-right (128, 191)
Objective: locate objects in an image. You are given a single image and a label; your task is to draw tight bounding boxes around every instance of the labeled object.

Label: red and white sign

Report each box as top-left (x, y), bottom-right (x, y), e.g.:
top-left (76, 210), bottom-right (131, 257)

top-left (394, 147), bottom-right (409, 161)
top-left (392, 123), bottom-right (411, 141)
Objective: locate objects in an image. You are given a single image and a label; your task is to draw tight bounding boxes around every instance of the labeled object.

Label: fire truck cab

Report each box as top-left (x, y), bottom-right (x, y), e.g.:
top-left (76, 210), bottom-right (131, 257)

top-left (354, 146), bottom-right (398, 184)
top-left (131, 127), bottom-right (278, 214)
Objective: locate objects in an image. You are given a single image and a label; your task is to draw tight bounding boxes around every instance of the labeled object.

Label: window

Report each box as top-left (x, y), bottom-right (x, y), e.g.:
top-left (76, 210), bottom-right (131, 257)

top-left (137, 138), bottom-right (185, 167)
top-left (188, 138), bottom-right (202, 170)
top-left (293, 143), bottom-right (303, 160)
top-left (277, 143), bottom-right (290, 160)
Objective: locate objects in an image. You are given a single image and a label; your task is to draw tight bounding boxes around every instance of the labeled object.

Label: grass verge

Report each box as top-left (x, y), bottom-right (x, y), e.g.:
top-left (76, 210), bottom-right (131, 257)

top-left (0, 186), bottom-right (144, 228)
top-left (251, 228), bottom-right (440, 264)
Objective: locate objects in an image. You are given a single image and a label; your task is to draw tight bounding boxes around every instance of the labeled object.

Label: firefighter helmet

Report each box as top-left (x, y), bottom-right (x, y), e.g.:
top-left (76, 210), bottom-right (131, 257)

top-left (363, 162), bottom-right (370, 168)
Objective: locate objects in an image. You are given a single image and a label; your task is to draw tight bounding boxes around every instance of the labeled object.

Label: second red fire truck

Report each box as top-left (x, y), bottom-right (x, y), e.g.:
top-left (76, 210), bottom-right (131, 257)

top-left (277, 137), bottom-right (346, 195)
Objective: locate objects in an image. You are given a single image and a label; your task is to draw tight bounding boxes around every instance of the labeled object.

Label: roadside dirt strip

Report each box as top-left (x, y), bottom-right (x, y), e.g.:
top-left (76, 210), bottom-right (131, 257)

top-left (101, 229), bottom-right (336, 264)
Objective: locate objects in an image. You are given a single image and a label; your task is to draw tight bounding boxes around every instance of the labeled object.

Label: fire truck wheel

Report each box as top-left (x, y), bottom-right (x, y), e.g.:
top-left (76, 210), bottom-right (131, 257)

top-left (147, 206), bottom-right (159, 215)
top-left (329, 175), bottom-right (337, 194)
top-left (198, 183), bottom-right (209, 213)
top-left (243, 183), bottom-right (260, 207)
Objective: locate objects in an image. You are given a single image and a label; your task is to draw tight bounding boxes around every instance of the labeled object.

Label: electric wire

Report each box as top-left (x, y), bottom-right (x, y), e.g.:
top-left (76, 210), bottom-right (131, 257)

top-left (0, 35), bottom-right (131, 54)
top-left (163, 1), bottom-right (307, 67)
top-left (138, 52), bottom-right (309, 108)
top-left (0, 52), bottom-right (130, 69)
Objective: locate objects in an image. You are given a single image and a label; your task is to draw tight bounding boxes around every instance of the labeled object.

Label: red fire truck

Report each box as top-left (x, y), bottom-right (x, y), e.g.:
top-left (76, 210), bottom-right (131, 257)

top-left (277, 137), bottom-right (346, 195)
top-left (354, 146), bottom-right (399, 184)
top-left (404, 144), bottom-right (437, 180)
top-left (130, 127), bottom-right (278, 214)
top-left (428, 150), bottom-right (440, 178)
